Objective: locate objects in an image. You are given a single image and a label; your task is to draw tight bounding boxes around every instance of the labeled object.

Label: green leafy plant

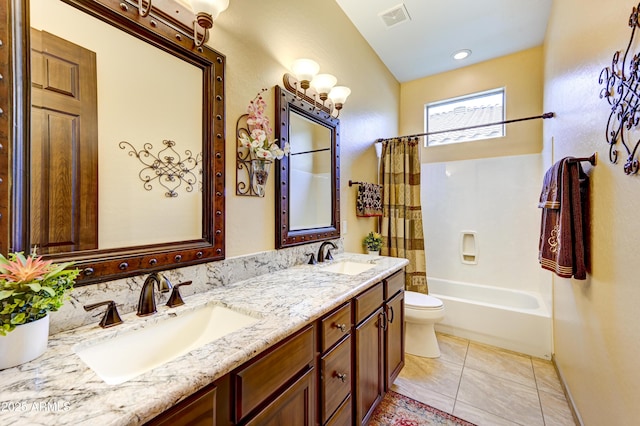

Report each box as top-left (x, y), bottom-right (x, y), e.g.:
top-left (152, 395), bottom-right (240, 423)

top-left (0, 251), bottom-right (79, 336)
top-left (363, 232), bottom-right (383, 252)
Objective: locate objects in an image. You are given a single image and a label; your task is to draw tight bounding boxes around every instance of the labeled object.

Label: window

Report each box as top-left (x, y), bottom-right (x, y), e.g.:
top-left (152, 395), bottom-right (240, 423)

top-left (425, 88), bottom-right (505, 146)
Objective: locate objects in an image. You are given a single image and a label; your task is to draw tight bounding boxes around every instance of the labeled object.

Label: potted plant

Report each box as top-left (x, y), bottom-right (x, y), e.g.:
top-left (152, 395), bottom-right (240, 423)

top-left (363, 232), bottom-right (383, 255)
top-left (0, 251), bottom-right (78, 369)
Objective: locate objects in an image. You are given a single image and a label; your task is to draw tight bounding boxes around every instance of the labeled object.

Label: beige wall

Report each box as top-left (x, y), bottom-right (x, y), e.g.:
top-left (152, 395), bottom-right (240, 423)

top-left (400, 47), bottom-right (544, 163)
top-left (210, 0), bottom-right (399, 256)
top-left (544, 0), bottom-right (640, 423)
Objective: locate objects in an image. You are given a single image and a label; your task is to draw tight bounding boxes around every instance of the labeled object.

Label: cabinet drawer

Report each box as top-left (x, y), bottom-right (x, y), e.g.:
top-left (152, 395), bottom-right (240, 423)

top-left (245, 368), bottom-right (314, 426)
top-left (235, 325), bottom-right (315, 421)
top-left (320, 335), bottom-right (351, 423)
top-left (325, 396), bottom-right (352, 426)
top-left (320, 302), bottom-right (351, 352)
top-left (354, 282), bottom-right (383, 324)
top-left (384, 270), bottom-right (405, 300)
top-left (146, 384), bottom-right (216, 426)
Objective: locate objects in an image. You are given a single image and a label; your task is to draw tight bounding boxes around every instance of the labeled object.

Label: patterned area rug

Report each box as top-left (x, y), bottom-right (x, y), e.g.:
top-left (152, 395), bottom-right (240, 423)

top-left (369, 391), bottom-right (477, 426)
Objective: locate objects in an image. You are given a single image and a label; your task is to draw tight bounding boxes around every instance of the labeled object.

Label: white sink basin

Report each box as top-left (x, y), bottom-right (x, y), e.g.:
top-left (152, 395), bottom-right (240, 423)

top-left (74, 304), bottom-right (259, 385)
top-left (321, 260), bottom-right (376, 275)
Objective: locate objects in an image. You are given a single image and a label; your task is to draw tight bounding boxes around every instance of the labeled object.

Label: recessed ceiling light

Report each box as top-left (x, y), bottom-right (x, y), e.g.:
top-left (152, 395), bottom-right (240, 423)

top-left (452, 49), bottom-right (472, 60)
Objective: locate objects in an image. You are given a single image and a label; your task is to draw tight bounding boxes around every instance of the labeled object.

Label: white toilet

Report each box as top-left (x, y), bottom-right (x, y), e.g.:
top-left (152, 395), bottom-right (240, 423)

top-left (404, 291), bottom-right (445, 358)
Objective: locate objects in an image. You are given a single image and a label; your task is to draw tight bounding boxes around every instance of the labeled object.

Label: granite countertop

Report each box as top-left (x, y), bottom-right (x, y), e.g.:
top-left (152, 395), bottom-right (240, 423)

top-left (0, 253), bottom-right (408, 426)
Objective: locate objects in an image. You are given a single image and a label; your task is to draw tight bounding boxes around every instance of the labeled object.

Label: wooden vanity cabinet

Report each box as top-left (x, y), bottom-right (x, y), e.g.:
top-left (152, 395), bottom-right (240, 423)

top-left (353, 270), bottom-right (406, 426)
top-left (353, 282), bottom-right (385, 426)
top-left (234, 325), bottom-right (315, 425)
top-left (318, 302), bottom-right (352, 425)
top-left (145, 377), bottom-right (227, 426)
top-left (145, 270), bottom-right (405, 426)
top-left (383, 270), bottom-right (405, 390)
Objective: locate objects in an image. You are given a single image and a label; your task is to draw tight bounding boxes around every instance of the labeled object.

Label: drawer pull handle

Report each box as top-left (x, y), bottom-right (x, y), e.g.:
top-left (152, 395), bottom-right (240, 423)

top-left (379, 311), bottom-right (388, 331)
top-left (335, 372), bottom-right (347, 383)
top-left (387, 305), bottom-right (395, 324)
top-left (335, 323), bottom-right (347, 333)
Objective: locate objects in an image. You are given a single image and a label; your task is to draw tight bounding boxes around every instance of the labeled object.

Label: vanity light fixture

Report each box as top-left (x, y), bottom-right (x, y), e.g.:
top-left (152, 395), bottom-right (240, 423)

top-left (284, 60), bottom-right (350, 118)
top-left (328, 86), bottom-right (351, 117)
top-left (452, 49), bottom-right (471, 60)
top-left (291, 59), bottom-right (321, 96)
top-left (310, 73), bottom-right (337, 109)
top-left (190, 0), bottom-right (229, 47)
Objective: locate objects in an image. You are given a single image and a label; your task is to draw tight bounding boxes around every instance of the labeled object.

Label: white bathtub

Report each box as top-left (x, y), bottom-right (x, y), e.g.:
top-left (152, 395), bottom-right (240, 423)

top-left (428, 277), bottom-right (552, 359)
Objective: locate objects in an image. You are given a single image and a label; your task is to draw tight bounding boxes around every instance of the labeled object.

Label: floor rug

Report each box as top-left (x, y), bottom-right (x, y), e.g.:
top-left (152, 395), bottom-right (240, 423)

top-left (369, 391), bottom-right (477, 426)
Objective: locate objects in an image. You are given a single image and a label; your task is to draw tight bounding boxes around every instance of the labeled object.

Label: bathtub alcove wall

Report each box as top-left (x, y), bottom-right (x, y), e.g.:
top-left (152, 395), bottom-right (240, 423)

top-left (422, 153), bottom-right (553, 359)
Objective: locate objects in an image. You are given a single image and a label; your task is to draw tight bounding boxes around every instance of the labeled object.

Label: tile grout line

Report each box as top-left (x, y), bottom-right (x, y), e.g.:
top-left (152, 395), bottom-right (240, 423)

top-left (451, 338), bottom-right (470, 414)
top-left (531, 360), bottom-right (548, 426)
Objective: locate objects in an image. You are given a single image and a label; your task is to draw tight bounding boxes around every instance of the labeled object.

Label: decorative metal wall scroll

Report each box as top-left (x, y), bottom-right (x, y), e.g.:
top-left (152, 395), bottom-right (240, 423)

top-left (599, 2), bottom-right (640, 175)
top-left (236, 114), bottom-right (261, 196)
top-left (119, 139), bottom-right (202, 197)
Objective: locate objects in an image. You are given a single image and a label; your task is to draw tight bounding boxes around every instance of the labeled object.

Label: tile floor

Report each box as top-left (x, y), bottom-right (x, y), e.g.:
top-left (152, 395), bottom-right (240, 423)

top-left (391, 333), bottom-right (576, 426)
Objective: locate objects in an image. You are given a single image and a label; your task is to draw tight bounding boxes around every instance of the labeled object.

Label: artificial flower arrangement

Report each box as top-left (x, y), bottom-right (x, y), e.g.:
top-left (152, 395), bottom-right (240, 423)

top-left (239, 88), bottom-right (290, 161)
top-left (0, 250), bottom-right (79, 336)
top-left (363, 232), bottom-right (384, 252)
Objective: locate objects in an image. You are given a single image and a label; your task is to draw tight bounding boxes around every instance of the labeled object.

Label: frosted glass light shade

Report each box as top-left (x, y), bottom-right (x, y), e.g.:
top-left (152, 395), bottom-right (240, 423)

top-left (311, 74), bottom-right (337, 95)
top-left (291, 59), bottom-right (320, 82)
top-left (328, 86), bottom-right (351, 104)
top-left (190, 0), bottom-right (229, 20)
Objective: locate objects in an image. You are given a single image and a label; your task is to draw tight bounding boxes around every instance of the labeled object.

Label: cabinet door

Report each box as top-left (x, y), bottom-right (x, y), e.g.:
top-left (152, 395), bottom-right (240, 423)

top-left (145, 384), bottom-right (216, 426)
top-left (354, 307), bottom-right (384, 426)
top-left (385, 291), bottom-right (405, 390)
top-left (245, 368), bottom-right (315, 426)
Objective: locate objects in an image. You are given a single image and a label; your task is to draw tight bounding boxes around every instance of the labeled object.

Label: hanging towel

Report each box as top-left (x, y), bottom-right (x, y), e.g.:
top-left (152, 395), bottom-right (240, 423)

top-left (356, 183), bottom-right (383, 217)
top-left (538, 157), bottom-right (589, 280)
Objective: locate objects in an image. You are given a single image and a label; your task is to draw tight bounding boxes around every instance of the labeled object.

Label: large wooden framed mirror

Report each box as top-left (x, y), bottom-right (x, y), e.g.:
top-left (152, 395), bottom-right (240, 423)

top-left (275, 85), bottom-right (340, 248)
top-left (0, 0), bottom-right (226, 285)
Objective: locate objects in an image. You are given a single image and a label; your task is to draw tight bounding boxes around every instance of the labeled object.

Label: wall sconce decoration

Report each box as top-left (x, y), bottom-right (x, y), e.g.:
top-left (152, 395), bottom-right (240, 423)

top-left (119, 140), bottom-right (202, 197)
top-left (236, 89), bottom-right (289, 197)
top-left (283, 59), bottom-right (351, 117)
top-left (599, 2), bottom-right (640, 175)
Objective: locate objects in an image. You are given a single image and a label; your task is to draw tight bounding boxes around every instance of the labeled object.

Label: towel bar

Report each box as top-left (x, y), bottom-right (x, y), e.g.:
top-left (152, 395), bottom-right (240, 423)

top-left (568, 153), bottom-right (597, 166)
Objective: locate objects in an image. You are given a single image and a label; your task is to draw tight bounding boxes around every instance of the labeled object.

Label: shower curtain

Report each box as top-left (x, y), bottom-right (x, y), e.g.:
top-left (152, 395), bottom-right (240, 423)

top-left (380, 137), bottom-right (428, 293)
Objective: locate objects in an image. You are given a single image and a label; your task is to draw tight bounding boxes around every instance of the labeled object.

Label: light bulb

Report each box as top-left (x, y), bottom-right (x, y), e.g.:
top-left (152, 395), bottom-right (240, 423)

top-left (311, 74), bottom-right (337, 99)
top-left (291, 59), bottom-right (320, 85)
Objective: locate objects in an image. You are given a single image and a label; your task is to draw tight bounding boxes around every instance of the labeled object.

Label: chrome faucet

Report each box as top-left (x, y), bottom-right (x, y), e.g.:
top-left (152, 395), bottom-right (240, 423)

top-left (137, 273), bottom-right (173, 316)
top-left (317, 241), bottom-right (337, 263)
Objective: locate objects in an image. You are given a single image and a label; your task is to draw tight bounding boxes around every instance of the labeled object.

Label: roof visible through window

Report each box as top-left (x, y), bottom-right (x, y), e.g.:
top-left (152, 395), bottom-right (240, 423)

top-left (425, 88), bottom-right (505, 146)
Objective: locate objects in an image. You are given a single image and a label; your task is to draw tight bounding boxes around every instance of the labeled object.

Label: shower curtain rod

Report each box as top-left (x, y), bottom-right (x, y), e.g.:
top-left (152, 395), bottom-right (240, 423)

top-left (375, 112), bottom-right (555, 143)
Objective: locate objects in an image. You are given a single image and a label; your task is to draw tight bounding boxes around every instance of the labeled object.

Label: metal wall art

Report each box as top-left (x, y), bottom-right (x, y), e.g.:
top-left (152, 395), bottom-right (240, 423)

top-left (599, 2), bottom-right (640, 175)
top-left (236, 114), bottom-right (261, 196)
top-left (119, 139), bottom-right (202, 197)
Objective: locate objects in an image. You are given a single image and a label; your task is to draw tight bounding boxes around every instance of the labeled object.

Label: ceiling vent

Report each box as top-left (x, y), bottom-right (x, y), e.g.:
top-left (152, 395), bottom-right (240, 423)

top-left (379, 3), bottom-right (411, 28)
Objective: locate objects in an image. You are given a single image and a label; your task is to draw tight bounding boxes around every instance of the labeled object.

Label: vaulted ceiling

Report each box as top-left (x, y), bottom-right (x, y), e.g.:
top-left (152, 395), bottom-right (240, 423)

top-left (335, 0), bottom-right (553, 83)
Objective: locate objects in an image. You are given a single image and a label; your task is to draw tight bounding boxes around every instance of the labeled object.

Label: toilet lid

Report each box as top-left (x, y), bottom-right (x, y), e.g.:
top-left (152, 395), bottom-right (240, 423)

top-left (405, 291), bottom-right (443, 310)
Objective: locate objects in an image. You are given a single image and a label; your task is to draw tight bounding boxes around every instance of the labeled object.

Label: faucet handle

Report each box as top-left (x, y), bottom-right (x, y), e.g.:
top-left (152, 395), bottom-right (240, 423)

top-left (84, 300), bottom-right (123, 328)
top-left (325, 248), bottom-right (334, 261)
top-left (306, 252), bottom-right (317, 265)
top-left (166, 281), bottom-right (192, 308)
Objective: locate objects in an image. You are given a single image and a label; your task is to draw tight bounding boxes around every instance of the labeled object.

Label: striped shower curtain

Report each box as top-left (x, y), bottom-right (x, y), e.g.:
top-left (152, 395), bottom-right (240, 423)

top-left (380, 137), bottom-right (428, 294)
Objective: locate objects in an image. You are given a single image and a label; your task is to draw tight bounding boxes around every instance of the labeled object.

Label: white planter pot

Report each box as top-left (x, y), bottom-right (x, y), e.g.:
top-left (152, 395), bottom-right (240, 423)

top-left (368, 250), bottom-right (380, 256)
top-left (0, 315), bottom-right (49, 370)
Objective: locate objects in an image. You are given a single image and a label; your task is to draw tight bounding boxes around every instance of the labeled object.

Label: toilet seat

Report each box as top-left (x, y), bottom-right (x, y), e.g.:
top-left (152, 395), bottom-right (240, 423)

top-left (405, 291), bottom-right (443, 310)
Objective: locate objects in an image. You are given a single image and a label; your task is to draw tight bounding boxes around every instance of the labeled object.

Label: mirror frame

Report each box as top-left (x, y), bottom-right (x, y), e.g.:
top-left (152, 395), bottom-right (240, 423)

top-left (0, 0), bottom-right (226, 285)
top-left (274, 85), bottom-right (340, 248)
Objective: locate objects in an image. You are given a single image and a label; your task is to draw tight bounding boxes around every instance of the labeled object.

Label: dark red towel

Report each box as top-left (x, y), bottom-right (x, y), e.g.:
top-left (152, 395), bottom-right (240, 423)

top-left (538, 158), bottom-right (589, 280)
